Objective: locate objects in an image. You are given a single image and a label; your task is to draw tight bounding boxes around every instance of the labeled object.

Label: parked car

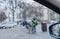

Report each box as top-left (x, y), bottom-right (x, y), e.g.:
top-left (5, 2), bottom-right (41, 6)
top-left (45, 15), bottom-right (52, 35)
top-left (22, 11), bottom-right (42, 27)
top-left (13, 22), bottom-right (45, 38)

top-left (0, 19), bottom-right (17, 29)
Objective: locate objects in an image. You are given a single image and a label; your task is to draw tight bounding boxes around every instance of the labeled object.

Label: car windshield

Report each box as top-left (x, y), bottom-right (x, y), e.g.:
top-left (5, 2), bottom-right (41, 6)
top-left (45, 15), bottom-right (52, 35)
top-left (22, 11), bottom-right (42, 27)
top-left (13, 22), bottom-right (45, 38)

top-left (0, 0), bottom-right (59, 39)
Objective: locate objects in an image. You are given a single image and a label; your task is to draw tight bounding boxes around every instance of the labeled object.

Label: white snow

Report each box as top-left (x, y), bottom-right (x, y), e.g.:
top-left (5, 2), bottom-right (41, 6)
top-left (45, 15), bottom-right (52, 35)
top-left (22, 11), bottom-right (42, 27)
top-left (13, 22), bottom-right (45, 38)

top-left (0, 24), bottom-right (55, 39)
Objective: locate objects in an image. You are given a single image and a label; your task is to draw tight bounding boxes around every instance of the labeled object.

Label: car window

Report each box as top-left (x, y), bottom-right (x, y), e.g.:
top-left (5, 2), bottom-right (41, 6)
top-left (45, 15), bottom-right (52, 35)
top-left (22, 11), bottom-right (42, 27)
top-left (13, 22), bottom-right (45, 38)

top-left (0, 0), bottom-right (59, 39)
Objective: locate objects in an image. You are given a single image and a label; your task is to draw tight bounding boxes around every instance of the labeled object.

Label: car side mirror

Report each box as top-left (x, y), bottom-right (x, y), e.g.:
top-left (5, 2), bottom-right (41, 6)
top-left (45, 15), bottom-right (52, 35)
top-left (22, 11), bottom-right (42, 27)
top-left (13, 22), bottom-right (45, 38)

top-left (49, 22), bottom-right (60, 39)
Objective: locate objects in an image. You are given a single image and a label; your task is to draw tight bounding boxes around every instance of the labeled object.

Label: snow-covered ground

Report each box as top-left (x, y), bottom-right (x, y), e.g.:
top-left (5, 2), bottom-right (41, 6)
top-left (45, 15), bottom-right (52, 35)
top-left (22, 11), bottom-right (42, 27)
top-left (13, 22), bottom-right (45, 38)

top-left (0, 24), bottom-right (55, 39)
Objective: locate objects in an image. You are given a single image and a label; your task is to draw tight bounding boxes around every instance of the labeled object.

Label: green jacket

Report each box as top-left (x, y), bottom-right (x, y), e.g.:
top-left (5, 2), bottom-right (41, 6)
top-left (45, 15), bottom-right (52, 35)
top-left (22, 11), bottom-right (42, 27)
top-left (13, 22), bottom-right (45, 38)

top-left (32, 19), bottom-right (37, 26)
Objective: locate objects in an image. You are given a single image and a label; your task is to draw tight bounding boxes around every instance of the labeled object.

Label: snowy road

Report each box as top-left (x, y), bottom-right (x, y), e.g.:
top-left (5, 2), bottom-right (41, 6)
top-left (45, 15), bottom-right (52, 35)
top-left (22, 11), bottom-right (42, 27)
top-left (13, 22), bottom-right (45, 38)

top-left (0, 24), bottom-right (55, 39)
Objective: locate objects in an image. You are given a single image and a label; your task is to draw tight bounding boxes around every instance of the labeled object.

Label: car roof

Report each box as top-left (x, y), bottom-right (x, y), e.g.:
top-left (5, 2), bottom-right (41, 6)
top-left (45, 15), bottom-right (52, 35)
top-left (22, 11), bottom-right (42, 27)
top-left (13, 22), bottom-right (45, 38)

top-left (34, 0), bottom-right (60, 14)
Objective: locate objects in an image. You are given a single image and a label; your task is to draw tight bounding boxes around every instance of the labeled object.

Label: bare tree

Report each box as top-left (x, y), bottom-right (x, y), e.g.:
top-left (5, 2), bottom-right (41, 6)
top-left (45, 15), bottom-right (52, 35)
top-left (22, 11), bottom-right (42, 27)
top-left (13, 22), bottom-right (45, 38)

top-left (8, 0), bottom-right (18, 22)
top-left (18, 2), bottom-right (31, 20)
top-left (0, 11), bottom-right (7, 22)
